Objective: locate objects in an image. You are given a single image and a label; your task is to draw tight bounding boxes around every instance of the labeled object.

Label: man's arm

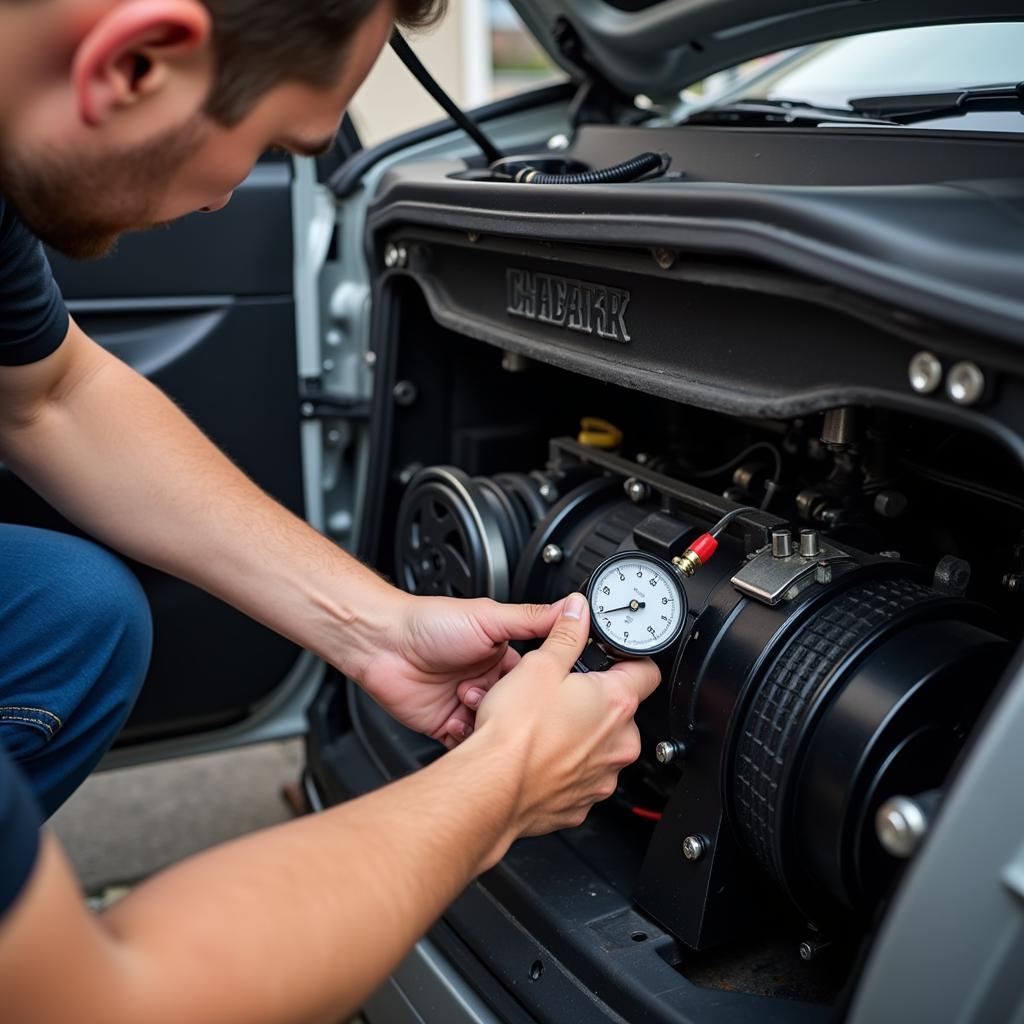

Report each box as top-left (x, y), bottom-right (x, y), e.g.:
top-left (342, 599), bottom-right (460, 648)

top-left (0, 600), bottom-right (659, 1024)
top-left (0, 319), bottom-right (398, 678)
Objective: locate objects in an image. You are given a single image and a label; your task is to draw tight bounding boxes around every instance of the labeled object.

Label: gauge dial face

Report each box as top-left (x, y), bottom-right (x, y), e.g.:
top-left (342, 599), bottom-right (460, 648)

top-left (586, 551), bottom-right (687, 657)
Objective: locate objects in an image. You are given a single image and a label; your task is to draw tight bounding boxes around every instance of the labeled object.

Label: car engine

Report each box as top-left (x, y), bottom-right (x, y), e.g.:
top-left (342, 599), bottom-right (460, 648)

top-left (343, 118), bottom-right (1024, 1008)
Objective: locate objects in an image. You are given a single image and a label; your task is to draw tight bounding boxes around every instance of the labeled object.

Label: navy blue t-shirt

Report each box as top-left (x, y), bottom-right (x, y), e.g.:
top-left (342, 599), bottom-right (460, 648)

top-left (0, 745), bottom-right (41, 920)
top-left (0, 193), bottom-right (69, 365)
top-left (0, 193), bottom-right (68, 920)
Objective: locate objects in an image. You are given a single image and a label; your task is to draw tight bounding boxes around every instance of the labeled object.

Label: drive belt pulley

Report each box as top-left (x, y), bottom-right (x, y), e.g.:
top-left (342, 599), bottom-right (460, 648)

top-left (394, 466), bottom-right (543, 602)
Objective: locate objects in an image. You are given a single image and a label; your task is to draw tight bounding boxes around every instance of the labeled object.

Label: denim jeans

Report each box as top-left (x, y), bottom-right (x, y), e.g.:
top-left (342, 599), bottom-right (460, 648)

top-left (0, 525), bottom-right (152, 817)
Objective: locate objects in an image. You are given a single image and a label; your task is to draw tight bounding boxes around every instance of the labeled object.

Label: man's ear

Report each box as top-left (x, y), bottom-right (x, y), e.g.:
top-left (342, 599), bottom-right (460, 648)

top-left (72, 0), bottom-right (212, 126)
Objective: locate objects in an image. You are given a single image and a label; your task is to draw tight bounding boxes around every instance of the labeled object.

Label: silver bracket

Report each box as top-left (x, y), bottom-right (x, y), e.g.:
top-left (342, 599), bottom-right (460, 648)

top-left (731, 542), bottom-right (851, 606)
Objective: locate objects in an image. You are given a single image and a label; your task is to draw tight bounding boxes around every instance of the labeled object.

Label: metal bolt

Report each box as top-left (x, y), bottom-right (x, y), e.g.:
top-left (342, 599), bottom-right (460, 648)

top-left (799, 529), bottom-right (820, 558)
top-left (908, 351), bottom-right (942, 395)
top-left (876, 795), bottom-right (930, 859)
top-left (946, 361), bottom-right (986, 406)
top-left (392, 380), bottom-right (418, 407)
top-left (682, 835), bottom-right (706, 862)
top-left (655, 740), bottom-right (685, 765)
top-left (384, 242), bottom-right (408, 269)
top-left (397, 462), bottom-right (423, 486)
top-left (322, 358), bottom-right (335, 372)
top-left (364, 351), bottom-right (377, 368)
top-left (652, 248), bottom-right (676, 270)
top-left (326, 428), bottom-right (342, 445)
top-left (325, 329), bottom-right (343, 347)
top-left (814, 561), bottom-right (833, 585)
top-left (624, 477), bottom-right (650, 503)
top-left (502, 351), bottom-right (529, 373)
top-left (874, 490), bottom-right (909, 519)
top-left (546, 133), bottom-right (571, 151)
top-left (1003, 573), bottom-right (1023, 594)
top-left (538, 482), bottom-right (557, 503)
top-left (799, 938), bottom-right (832, 962)
top-left (300, 401), bottom-right (316, 418)
top-left (541, 544), bottom-right (563, 565)
top-left (771, 528), bottom-right (793, 559)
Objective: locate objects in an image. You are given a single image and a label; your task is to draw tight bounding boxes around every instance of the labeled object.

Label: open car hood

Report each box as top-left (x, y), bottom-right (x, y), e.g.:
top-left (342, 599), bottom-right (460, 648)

top-left (509, 0), bottom-right (1024, 101)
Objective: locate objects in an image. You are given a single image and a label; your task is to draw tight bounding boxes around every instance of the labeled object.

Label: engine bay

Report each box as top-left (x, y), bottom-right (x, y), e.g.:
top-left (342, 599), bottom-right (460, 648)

top-left (343, 121), bottom-right (1024, 1016)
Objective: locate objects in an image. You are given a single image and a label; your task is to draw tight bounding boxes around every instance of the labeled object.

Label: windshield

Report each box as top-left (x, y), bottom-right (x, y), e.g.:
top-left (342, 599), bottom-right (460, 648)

top-left (692, 22), bottom-right (1024, 132)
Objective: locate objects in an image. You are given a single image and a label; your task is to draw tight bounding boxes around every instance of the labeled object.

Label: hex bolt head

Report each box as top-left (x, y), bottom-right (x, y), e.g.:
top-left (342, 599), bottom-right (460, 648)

top-left (682, 835), bottom-right (706, 862)
top-left (814, 560), bottom-right (833, 585)
top-left (538, 482), bottom-right (557, 503)
top-left (655, 740), bottom-right (686, 765)
top-left (541, 543), bottom-right (563, 565)
top-left (624, 477), bottom-right (650, 503)
top-left (908, 351), bottom-right (942, 394)
top-left (946, 361), bottom-right (986, 406)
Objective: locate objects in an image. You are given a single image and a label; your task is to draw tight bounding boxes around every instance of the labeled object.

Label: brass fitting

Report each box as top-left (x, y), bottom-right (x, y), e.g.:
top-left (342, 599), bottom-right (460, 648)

top-left (673, 550), bottom-right (702, 577)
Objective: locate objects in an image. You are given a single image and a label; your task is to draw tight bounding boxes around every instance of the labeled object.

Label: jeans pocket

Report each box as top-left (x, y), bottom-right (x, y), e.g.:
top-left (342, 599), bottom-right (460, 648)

top-left (0, 706), bottom-right (63, 743)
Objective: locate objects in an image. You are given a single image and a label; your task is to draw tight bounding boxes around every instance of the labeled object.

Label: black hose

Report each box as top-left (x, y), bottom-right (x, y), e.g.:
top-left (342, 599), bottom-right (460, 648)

top-left (710, 505), bottom-right (761, 539)
top-left (501, 151), bottom-right (670, 185)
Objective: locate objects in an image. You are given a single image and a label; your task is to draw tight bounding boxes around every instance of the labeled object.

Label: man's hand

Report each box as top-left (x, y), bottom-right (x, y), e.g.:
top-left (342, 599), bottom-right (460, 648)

top-left (0, 593), bottom-right (659, 1024)
top-left (473, 592), bottom-right (661, 856)
top-left (355, 594), bottom-right (566, 747)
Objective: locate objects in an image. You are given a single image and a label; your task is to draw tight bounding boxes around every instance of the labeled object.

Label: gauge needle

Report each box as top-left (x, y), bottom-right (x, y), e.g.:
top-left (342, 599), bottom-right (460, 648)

top-left (603, 601), bottom-right (646, 613)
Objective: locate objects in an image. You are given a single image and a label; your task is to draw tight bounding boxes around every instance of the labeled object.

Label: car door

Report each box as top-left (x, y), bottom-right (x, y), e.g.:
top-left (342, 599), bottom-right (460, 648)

top-left (0, 144), bottom-right (370, 765)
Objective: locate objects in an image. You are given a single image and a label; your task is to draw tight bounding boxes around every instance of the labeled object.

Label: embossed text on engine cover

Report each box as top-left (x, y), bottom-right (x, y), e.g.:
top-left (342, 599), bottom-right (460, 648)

top-left (506, 268), bottom-right (631, 343)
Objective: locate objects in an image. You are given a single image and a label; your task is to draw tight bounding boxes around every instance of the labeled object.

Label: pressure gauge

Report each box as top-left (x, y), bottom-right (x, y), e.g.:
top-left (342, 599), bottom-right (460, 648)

top-left (585, 551), bottom-right (688, 659)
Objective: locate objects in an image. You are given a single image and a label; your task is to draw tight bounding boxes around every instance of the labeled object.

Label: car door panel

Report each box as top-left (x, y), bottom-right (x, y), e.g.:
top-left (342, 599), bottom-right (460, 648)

top-left (0, 159), bottom-right (309, 745)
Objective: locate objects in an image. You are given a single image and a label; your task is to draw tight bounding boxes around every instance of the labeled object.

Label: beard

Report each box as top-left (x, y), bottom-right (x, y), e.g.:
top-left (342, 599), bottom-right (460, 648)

top-left (0, 117), bottom-right (203, 260)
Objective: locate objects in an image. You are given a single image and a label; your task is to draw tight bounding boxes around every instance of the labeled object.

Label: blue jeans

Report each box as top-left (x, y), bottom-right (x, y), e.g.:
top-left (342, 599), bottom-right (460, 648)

top-left (0, 525), bottom-right (152, 817)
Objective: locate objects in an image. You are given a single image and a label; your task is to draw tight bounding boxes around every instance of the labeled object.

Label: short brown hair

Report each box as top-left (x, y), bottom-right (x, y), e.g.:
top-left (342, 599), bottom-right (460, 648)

top-left (202, 0), bottom-right (447, 125)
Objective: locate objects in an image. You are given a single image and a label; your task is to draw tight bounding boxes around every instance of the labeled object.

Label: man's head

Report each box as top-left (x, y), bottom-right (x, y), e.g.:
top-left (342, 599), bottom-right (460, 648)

top-left (0, 0), bottom-right (444, 258)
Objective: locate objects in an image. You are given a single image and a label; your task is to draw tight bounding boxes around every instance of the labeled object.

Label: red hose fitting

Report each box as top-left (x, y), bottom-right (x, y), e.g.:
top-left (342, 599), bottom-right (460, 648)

top-left (673, 531), bottom-right (719, 577)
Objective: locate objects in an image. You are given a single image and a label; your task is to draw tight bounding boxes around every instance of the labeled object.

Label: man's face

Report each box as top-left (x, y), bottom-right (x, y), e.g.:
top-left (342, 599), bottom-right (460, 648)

top-left (0, 0), bottom-right (393, 258)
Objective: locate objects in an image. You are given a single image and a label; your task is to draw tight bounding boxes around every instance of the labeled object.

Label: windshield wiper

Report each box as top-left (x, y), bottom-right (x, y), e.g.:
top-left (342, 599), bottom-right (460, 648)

top-left (685, 98), bottom-right (898, 128)
top-left (848, 82), bottom-right (1024, 125)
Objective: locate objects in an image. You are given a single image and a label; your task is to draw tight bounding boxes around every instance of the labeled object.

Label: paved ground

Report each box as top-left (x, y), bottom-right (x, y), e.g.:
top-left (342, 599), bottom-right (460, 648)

top-left (51, 739), bottom-right (305, 891)
top-left (51, 740), bottom-right (366, 1024)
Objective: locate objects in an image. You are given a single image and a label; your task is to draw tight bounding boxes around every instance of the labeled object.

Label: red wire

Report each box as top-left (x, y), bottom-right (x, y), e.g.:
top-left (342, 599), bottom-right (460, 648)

top-left (630, 806), bottom-right (663, 822)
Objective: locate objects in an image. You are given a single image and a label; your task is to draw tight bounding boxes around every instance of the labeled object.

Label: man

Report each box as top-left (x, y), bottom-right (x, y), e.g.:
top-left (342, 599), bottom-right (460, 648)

top-left (0, 1), bottom-right (660, 1021)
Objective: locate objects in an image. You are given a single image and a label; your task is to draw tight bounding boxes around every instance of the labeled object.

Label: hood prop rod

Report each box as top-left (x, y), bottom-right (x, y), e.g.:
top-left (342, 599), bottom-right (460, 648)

top-left (389, 31), bottom-right (503, 165)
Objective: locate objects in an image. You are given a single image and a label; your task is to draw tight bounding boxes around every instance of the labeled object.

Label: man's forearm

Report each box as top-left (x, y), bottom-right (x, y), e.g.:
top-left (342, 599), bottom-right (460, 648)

top-left (2, 730), bottom-right (522, 1024)
top-left (0, 323), bottom-right (399, 677)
